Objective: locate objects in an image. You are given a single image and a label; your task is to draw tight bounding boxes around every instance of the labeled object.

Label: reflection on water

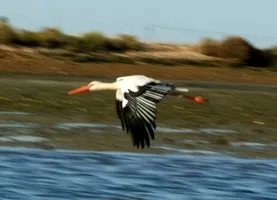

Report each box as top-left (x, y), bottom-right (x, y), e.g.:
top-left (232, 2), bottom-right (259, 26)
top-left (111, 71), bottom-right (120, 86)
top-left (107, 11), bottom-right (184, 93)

top-left (55, 122), bottom-right (238, 135)
top-left (231, 142), bottom-right (277, 149)
top-left (0, 111), bottom-right (239, 134)
top-left (152, 145), bottom-right (223, 155)
top-left (0, 147), bottom-right (276, 200)
top-left (0, 111), bottom-right (31, 115)
top-left (0, 121), bottom-right (37, 128)
top-left (56, 122), bottom-right (121, 130)
top-left (0, 115), bottom-right (274, 153)
top-left (0, 111), bottom-right (238, 134)
top-left (198, 129), bottom-right (237, 134)
top-left (0, 111), bottom-right (276, 199)
top-left (0, 136), bottom-right (49, 143)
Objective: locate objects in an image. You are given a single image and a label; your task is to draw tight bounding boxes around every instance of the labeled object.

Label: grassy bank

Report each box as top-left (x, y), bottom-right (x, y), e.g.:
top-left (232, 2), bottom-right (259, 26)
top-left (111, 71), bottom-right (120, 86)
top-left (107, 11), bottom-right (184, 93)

top-left (0, 76), bottom-right (277, 157)
top-left (1, 21), bottom-right (277, 68)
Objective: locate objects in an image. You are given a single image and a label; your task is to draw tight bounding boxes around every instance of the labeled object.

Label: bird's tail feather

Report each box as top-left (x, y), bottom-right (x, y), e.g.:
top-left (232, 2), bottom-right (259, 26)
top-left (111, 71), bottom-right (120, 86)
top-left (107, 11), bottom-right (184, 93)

top-left (168, 91), bottom-right (207, 103)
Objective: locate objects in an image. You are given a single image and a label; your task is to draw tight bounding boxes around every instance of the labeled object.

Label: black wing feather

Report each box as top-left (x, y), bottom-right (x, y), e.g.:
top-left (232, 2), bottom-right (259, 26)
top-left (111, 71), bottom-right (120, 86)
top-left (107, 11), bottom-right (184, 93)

top-left (115, 99), bottom-right (125, 131)
top-left (115, 81), bottom-right (175, 148)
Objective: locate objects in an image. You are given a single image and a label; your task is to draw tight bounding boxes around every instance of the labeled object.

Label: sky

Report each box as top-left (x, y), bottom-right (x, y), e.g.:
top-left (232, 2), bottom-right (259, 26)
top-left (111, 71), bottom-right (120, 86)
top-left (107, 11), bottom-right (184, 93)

top-left (1, 0), bottom-right (277, 47)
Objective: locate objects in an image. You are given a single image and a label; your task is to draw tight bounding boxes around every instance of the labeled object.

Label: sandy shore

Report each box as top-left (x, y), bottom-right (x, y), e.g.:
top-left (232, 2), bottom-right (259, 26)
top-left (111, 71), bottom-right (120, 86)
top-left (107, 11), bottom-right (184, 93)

top-left (0, 45), bottom-right (277, 84)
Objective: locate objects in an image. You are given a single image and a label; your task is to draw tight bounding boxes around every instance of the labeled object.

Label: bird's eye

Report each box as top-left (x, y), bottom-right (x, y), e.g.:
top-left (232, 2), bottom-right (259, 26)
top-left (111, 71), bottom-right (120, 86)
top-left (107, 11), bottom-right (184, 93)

top-left (89, 82), bottom-right (95, 87)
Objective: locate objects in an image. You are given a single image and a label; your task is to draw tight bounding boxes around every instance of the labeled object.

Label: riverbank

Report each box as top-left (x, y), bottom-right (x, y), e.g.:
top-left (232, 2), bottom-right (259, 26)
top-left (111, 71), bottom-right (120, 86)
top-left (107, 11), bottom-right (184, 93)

top-left (1, 21), bottom-right (277, 68)
top-left (0, 76), bottom-right (276, 158)
top-left (1, 44), bottom-right (277, 85)
top-left (1, 26), bottom-right (277, 157)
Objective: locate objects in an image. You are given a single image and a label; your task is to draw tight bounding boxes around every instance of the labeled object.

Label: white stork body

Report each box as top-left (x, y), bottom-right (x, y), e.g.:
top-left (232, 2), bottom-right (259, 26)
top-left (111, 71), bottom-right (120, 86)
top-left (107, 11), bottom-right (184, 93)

top-left (114, 75), bottom-right (177, 148)
top-left (68, 75), bottom-right (203, 149)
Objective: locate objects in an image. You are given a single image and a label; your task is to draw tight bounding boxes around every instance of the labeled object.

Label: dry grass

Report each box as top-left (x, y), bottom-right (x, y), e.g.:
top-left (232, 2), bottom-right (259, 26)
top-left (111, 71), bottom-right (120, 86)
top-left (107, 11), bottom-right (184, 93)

top-left (0, 22), bottom-right (276, 67)
top-left (196, 36), bottom-right (276, 67)
top-left (197, 37), bottom-right (220, 57)
top-left (0, 44), bottom-right (277, 86)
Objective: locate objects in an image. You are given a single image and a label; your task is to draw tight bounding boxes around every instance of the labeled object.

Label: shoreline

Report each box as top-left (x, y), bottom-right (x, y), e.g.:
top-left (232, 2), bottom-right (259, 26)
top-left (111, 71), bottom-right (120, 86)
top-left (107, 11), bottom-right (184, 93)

top-left (0, 21), bottom-right (276, 69)
top-left (0, 76), bottom-right (276, 158)
top-left (0, 36), bottom-right (277, 158)
top-left (0, 55), bottom-right (276, 85)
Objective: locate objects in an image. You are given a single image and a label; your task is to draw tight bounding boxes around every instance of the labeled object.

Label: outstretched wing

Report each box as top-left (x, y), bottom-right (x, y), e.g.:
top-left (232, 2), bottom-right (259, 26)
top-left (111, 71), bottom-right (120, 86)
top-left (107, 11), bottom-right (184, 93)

top-left (115, 82), bottom-right (175, 148)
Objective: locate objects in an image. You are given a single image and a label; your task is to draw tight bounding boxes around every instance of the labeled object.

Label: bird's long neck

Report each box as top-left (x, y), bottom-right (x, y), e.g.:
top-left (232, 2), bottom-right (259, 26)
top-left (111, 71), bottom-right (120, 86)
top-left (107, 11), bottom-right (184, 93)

top-left (97, 82), bottom-right (120, 91)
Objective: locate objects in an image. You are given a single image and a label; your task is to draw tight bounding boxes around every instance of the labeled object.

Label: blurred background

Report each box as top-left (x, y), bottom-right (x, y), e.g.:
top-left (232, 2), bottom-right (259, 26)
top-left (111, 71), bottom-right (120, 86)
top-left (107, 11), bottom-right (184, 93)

top-left (0, 0), bottom-right (277, 199)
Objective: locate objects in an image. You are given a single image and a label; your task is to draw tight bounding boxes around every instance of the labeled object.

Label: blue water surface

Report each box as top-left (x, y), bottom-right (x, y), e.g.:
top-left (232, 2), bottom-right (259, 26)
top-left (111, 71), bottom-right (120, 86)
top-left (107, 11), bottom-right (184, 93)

top-left (0, 147), bottom-right (276, 200)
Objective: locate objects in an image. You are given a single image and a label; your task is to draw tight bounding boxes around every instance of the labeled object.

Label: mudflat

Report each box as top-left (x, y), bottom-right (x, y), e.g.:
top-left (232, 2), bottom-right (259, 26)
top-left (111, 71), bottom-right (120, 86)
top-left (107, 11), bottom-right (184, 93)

top-left (0, 46), bottom-right (277, 157)
top-left (0, 67), bottom-right (276, 157)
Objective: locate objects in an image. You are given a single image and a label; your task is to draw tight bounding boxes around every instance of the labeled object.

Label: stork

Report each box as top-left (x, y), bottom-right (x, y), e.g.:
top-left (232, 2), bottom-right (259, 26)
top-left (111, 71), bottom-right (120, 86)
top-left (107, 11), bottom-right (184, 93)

top-left (68, 75), bottom-right (206, 148)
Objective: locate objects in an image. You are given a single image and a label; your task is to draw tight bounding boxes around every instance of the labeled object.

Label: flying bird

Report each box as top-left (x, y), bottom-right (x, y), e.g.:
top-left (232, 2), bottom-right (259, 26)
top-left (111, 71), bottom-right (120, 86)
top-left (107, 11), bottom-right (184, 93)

top-left (68, 75), bottom-right (206, 148)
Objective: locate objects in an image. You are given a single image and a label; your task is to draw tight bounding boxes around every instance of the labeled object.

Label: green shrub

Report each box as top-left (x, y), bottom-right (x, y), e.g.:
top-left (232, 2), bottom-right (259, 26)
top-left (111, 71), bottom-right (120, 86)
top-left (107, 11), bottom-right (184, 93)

top-left (267, 46), bottom-right (277, 56)
top-left (251, 48), bottom-right (274, 67)
top-left (79, 32), bottom-right (108, 52)
top-left (117, 34), bottom-right (145, 51)
top-left (37, 27), bottom-right (67, 48)
top-left (105, 38), bottom-right (128, 52)
top-left (0, 16), bottom-right (9, 23)
top-left (264, 46), bottom-right (277, 66)
top-left (0, 22), bottom-right (18, 44)
top-left (0, 21), bottom-right (275, 68)
top-left (16, 30), bottom-right (40, 46)
top-left (72, 53), bottom-right (135, 64)
top-left (104, 35), bottom-right (145, 52)
top-left (62, 35), bottom-right (82, 52)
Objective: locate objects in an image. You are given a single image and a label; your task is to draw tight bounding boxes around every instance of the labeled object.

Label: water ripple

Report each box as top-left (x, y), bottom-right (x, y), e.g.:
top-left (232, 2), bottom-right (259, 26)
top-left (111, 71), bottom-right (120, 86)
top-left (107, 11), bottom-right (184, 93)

top-left (0, 111), bottom-right (31, 115)
top-left (0, 147), bottom-right (276, 199)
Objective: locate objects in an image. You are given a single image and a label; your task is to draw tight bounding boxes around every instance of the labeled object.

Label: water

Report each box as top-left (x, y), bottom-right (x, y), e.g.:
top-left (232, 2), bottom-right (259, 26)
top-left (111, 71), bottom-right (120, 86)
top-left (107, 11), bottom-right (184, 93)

top-left (0, 147), bottom-right (276, 200)
top-left (0, 111), bottom-right (276, 199)
top-left (55, 122), bottom-right (239, 135)
top-left (0, 111), bottom-right (30, 115)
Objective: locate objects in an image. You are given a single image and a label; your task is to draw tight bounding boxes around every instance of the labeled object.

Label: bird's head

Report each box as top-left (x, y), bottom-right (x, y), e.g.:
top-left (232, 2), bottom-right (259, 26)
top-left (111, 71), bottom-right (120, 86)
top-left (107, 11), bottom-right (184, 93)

top-left (68, 80), bottom-right (119, 95)
top-left (68, 80), bottom-right (103, 95)
top-left (87, 81), bottom-right (103, 91)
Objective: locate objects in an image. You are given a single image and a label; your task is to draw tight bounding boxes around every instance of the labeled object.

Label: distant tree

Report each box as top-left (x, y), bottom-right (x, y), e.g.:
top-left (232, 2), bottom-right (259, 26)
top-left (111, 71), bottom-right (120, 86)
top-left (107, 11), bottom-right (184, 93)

top-left (0, 16), bottom-right (9, 23)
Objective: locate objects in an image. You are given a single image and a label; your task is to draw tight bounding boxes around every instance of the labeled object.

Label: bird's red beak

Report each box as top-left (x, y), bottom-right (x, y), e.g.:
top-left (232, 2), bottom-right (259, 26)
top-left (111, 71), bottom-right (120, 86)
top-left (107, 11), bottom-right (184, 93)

top-left (68, 85), bottom-right (90, 95)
